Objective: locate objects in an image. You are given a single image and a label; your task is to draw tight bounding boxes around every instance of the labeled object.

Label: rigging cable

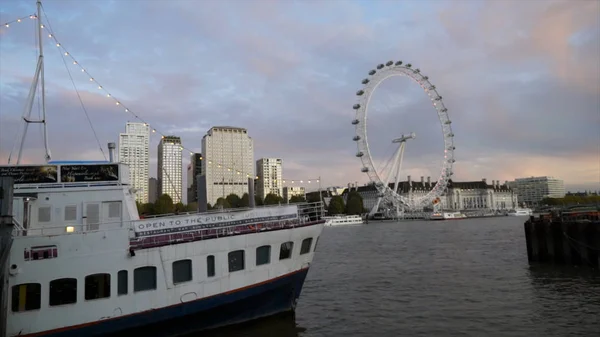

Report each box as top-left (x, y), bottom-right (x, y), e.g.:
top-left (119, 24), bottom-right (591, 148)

top-left (40, 4), bottom-right (107, 161)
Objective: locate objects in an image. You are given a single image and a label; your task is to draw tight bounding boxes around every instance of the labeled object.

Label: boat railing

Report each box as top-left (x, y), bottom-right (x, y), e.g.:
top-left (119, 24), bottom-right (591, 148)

top-left (140, 201), bottom-right (325, 219)
top-left (12, 181), bottom-right (123, 190)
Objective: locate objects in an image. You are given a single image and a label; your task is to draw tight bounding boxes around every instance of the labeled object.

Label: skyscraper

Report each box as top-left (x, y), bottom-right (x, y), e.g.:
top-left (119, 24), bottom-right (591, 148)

top-left (256, 158), bottom-right (283, 201)
top-left (157, 136), bottom-right (183, 204)
top-left (202, 127), bottom-right (254, 205)
top-left (187, 153), bottom-right (203, 204)
top-left (118, 122), bottom-right (150, 203)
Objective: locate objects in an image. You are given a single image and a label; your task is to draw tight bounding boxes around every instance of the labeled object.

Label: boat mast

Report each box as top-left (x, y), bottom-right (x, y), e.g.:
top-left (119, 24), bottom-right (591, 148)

top-left (9, 0), bottom-right (51, 164)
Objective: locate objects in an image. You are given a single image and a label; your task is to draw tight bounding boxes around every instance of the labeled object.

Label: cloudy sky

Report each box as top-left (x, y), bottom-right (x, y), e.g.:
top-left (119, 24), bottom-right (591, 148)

top-left (0, 0), bottom-right (598, 199)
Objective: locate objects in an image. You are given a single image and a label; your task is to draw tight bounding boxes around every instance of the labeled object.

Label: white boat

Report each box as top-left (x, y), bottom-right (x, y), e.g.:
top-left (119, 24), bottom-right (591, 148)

top-left (0, 3), bottom-right (325, 336)
top-left (323, 215), bottom-right (364, 226)
top-left (430, 211), bottom-right (467, 220)
top-left (507, 208), bottom-right (533, 216)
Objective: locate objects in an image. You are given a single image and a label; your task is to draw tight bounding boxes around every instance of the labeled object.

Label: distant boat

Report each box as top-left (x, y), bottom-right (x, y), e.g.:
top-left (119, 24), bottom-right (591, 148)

top-left (507, 208), bottom-right (533, 216)
top-left (323, 215), bottom-right (364, 226)
top-left (430, 211), bottom-right (467, 220)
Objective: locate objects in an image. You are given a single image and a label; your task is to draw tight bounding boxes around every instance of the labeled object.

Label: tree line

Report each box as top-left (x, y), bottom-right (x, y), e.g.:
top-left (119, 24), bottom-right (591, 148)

top-left (539, 195), bottom-right (600, 206)
top-left (137, 192), bottom-right (307, 216)
top-left (326, 191), bottom-right (365, 215)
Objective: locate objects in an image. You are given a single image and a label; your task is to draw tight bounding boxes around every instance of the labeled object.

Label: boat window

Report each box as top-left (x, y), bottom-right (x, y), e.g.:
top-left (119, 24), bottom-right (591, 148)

top-left (228, 250), bottom-right (245, 272)
top-left (38, 206), bottom-right (51, 223)
top-left (11, 283), bottom-right (41, 312)
top-left (107, 201), bottom-right (121, 219)
top-left (64, 205), bottom-right (77, 221)
top-left (173, 259), bottom-right (193, 284)
top-left (133, 266), bottom-right (157, 292)
top-left (300, 238), bottom-right (313, 255)
top-left (256, 245), bottom-right (271, 266)
top-left (279, 241), bottom-right (294, 260)
top-left (49, 278), bottom-right (77, 306)
top-left (117, 270), bottom-right (128, 295)
top-left (314, 237), bottom-right (320, 252)
top-left (207, 255), bottom-right (215, 277)
top-left (84, 273), bottom-right (111, 300)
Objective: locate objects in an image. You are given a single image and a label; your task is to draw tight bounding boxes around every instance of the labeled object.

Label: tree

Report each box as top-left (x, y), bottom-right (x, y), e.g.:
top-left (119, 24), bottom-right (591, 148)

top-left (186, 202), bottom-right (198, 212)
top-left (264, 193), bottom-right (283, 205)
top-left (174, 202), bottom-right (186, 213)
top-left (226, 193), bottom-right (242, 208)
top-left (306, 192), bottom-right (322, 203)
top-left (137, 202), bottom-right (156, 216)
top-left (254, 195), bottom-right (264, 206)
top-left (240, 193), bottom-right (250, 207)
top-left (328, 195), bottom-right (345, 215)
top-left (215, 197), bottom-right (231, 209)
top-left (345, 191), bottom-right (364, 215)
top-left (289, 195), bottom-right (306, 203)
top-left (154, 194), bottom-right (174, 214)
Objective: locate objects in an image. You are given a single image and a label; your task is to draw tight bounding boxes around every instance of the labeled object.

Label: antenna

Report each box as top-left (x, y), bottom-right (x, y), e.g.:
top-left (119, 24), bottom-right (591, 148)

top-left (8, 0), bottom-right (52, 164)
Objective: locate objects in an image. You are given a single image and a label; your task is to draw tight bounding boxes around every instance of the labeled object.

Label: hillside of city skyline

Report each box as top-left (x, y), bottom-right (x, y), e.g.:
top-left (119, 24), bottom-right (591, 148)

top-left (1, 1), bottom-right (598, 196)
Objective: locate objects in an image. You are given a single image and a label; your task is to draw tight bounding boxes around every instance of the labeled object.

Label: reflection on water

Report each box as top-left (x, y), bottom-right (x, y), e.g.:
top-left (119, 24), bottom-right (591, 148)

top-left (181, 312), bottom-right (302, 337)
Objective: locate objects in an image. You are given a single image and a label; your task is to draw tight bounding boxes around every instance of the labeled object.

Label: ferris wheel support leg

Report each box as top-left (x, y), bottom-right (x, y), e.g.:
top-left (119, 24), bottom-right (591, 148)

top-left (393, 142), bottom-right (406, 198)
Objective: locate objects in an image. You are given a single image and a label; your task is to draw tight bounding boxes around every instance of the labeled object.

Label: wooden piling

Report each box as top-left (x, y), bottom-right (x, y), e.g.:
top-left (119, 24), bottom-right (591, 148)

top-left (524, 209), bottom-right (600, 269)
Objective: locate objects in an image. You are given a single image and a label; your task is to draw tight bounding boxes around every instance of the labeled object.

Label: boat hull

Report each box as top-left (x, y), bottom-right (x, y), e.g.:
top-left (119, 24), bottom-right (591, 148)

top-left (20, 268), bottom-right (309, 337)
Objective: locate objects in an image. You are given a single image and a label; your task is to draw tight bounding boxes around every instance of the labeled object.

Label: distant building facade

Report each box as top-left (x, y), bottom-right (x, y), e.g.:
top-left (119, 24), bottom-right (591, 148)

top-left (157, 136), bottom-right (183, 204)
top-left (187, 153), bottom-right (203, 204)
top-left (509, 176), bottom-right (565, 206)
top-left (345, 176), bottom-right (517, 212)
top-left (148, 177), bottom-right (158, 203)
top-left (202, 126), bottom-right (254, 205)
top-left (283, 186), bottom-right (305, 202)
top-left (118, 122), bottom-right (150, 203)
top-left (256, 158), bottom-right (283, 200)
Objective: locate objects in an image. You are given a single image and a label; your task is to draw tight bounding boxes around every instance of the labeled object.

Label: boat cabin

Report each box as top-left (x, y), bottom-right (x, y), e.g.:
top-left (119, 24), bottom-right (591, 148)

top-left (0, 163), bottom-right (138, 236)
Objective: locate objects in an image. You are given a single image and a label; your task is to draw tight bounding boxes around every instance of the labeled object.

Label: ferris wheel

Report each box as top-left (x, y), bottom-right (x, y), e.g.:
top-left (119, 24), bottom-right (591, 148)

top-left (351, 60), bottom-right (455, 213)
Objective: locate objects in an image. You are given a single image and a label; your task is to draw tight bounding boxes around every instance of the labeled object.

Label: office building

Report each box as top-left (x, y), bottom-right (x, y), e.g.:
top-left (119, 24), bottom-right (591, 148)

top-left (187, 153), bottom-right (203, 204)
top-left (202, 126), bottom-right (254, 205)
top-left (157, 136), bottom-right (183, 204)
top-left (256, 158), bottom-right (283, 200)
top-left (509, 176), bottom-right (565, 206)
top-left (118, 122), bottom-right (150, 203)
top-left (283, 186), bottom-right (305, 202)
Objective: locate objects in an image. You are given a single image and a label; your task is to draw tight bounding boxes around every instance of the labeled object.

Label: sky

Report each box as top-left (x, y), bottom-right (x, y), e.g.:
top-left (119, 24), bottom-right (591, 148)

top-left (0, 0), bottom-right (599, 200)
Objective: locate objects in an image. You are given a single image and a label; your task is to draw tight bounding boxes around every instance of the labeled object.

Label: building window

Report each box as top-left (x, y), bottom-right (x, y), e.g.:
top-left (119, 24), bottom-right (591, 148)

top-left (117, 270), bottom-right (128, 295)
top-left (84, 273), bottom-right (111, 300)
top-left (173, 259), bottom-right (193, 284)
top-left (49, 278), bottom-right (77, 306)
top-left (207, 255), bottom-right (215, 277)
top-left (279, 241), bottom-right (294, 260)
top-left (228, 250), bottom-right (245, 273)
top-left (11, 283), bottom-right (41, 312)
top-left (134, 266), bottom-right (157, 292)
top-left (300, 238), bottom-right (313, 255)
top-left (256, 245), bottom-right (271, 266)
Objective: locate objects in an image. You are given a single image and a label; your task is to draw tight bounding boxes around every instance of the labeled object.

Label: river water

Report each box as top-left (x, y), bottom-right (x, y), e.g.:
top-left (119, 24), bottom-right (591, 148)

top-left (197, 217), bottom-right (600, 336)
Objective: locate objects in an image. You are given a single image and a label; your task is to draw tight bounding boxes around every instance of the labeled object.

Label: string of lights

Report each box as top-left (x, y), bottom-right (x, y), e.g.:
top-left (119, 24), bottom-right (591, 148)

top-left (1, 14), bottom-right (37, 28)
top-left (1, 12), bottom-right (322, 185)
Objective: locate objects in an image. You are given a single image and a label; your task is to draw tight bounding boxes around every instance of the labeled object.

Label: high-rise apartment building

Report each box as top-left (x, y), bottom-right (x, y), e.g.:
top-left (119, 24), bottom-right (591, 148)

top-left (118, 122), bottom-right (150, 203)
top-left (509, 176), bottom-right (565, 206)
top-left (157, 136), bottom-right (183, 204)
top-left (283, 186), bottom-right (305, 202)
top-left (202, 127), bottom-right (254, 205)
top-left (256, 158), bottom-right (283, 201)
top-left (187, 153), bottom-right (203, 204)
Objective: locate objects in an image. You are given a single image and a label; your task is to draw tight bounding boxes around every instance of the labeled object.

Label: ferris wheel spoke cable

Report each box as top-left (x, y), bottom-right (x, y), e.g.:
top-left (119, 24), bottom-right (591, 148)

top-left (351, 60), bottom-right (456, 212)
